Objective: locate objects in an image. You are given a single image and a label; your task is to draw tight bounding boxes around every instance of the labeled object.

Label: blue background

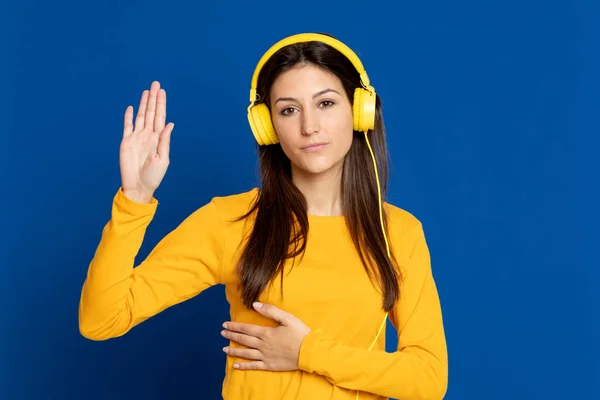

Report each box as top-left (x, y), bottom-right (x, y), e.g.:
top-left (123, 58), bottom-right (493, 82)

top-left (3, 0), bottom-right (598, 399)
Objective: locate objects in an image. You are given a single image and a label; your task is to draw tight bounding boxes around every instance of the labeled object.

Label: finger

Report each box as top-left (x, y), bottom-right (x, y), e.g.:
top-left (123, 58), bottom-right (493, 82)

top-left (223, 322), bottom-right (266, 339)
top-left (135, 90), bottom-right (149, 130)
top-left (157, 123), bottom-right (174, 160)
top-left (233, 361), bottom-right (268, 371)
top-left (154, 89), bottom-right (167, 133)
top-left (145, 81), bottom-right (160, 131)
top-left (222, 329), bottom-right (261, 349)
top-left (123, 106), bottom-right (134, 137)
top-left (223, 346), bottom-right (262, 361)
top-left (253, 303), bottom-right (292, 325)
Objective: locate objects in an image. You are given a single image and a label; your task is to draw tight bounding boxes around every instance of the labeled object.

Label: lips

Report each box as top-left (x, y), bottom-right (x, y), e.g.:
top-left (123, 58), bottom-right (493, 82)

top-left (301, 142), bottom-right (328, 150)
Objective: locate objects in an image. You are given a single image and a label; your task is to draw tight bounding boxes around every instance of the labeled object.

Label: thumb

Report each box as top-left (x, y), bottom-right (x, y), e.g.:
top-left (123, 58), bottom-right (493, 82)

top-left (157, 123), bottom-right (174, 160)
top-left (253, 302), bottom-right (291, 325)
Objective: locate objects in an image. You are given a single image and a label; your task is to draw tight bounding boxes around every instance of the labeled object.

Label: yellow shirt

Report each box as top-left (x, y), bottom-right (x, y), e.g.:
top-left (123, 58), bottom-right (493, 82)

top-left (79, 187), bottom-right (448, 400)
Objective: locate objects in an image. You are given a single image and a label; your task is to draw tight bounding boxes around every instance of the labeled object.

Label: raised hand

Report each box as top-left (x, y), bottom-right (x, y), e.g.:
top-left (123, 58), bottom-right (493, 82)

top-left (120, 81), bottom-right (175, 204)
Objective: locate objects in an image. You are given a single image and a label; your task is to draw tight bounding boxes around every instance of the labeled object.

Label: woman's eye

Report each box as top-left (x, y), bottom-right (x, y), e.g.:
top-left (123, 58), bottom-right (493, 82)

top-left (281, 107), bottom-right (296, 116)
top-left (280, 101), bottom-right (334, 116)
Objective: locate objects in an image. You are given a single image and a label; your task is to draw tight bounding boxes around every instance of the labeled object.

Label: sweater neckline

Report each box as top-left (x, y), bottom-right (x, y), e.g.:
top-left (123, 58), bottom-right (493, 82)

top-left (307, 213), bottom-right (346, 227)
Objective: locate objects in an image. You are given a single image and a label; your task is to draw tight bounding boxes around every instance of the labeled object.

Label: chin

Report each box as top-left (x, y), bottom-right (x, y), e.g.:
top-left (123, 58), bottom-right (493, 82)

top-left (284, 144), bottom-right (350, 177)
top-left (295, 157), bottom-right (344, 176)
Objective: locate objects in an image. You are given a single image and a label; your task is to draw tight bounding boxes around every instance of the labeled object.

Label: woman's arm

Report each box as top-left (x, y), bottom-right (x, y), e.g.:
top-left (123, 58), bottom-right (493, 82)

top-left (78, 187), bottom-right (225, 341)
top-left (298, 222), bottom-right (448, 400)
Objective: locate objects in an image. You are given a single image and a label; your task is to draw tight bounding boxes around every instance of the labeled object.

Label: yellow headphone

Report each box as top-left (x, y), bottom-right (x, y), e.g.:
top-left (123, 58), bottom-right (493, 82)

top-left (247, 33), bottom-right (377, 146)
top-left (248, 33), bottom-right (390, 399)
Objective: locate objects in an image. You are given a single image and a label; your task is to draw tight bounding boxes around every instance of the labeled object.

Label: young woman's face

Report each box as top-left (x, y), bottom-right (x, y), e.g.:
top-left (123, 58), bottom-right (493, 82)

top-left (269, 63), bottom-right (354, 177)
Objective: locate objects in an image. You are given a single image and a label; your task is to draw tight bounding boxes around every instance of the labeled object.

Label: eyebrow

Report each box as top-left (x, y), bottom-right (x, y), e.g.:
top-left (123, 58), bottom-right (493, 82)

top-left (274, 88), bottom-right (340, 104)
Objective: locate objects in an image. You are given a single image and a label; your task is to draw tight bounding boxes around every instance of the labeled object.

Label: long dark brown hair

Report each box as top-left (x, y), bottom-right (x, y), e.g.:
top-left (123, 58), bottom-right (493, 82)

top-left (234, 37), bottom-right (400, 312)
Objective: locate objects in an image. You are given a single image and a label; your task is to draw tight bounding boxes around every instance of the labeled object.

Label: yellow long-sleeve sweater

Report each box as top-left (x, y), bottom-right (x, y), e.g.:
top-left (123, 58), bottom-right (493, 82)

top-left (79, 187), bottom-right (448, 400)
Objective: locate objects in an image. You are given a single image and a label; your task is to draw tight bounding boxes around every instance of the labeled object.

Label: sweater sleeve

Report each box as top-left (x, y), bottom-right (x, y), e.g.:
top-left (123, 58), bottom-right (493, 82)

top-left (297, 222), bottom-right (448, 400)
top-left (78, 187), bottom-right (225, 341)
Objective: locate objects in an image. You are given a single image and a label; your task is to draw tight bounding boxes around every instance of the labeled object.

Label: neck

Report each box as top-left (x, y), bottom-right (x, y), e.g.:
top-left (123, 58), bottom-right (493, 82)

top-left (291, 162), bottom-right (344, 216)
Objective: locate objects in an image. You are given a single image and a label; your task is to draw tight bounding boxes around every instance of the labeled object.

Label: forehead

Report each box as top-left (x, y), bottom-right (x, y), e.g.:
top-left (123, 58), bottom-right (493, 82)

top-left (270, 63), bottom-right (343, 95)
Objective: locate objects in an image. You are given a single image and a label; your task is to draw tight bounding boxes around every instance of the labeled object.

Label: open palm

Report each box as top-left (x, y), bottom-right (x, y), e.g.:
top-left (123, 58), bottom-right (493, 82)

top-left (120, 81), bottom-right (174, 204)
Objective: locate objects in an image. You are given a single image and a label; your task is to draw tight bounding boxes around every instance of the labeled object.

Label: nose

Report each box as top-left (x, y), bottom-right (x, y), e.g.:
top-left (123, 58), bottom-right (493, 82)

top-left (301, 109), bottom-right (319, 136)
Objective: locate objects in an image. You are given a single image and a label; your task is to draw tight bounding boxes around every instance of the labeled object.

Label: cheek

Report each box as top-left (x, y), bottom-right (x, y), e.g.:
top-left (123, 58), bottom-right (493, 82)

top-left (325, 110), bottom-right (354, 145)
top-left (272, 118), bottom-right (295, 147)
top-left (271, 118), bottom-right (299, 159)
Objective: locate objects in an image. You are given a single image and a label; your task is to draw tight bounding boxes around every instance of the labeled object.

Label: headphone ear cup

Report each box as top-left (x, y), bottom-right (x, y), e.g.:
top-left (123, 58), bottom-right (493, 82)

top-left (353, 88), bottom-right (376, 132)
top-left (248, 103), bottom-right (279, 146)
top-left (247, 105), bottom-right (264, 146)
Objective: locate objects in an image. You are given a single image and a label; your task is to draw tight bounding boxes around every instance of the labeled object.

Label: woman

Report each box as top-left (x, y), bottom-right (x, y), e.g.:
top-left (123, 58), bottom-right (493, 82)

top-left (78, 33), bottom-right (448, 400)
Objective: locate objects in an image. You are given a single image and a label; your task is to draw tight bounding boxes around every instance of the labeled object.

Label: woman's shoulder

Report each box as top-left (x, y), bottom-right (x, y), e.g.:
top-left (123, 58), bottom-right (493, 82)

top-left (209, 187), bottom-right (260, 220)
top-left (383, 201), bottom-right (428, 250)
top-left (382, 202), bottom-right (430, 268)
top-left (384, 201), bottom-right (422, 231)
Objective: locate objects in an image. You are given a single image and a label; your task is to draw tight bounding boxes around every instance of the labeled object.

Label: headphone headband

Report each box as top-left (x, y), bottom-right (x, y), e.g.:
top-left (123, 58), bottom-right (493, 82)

top-left (249, 33), bottom-right (373, 103)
